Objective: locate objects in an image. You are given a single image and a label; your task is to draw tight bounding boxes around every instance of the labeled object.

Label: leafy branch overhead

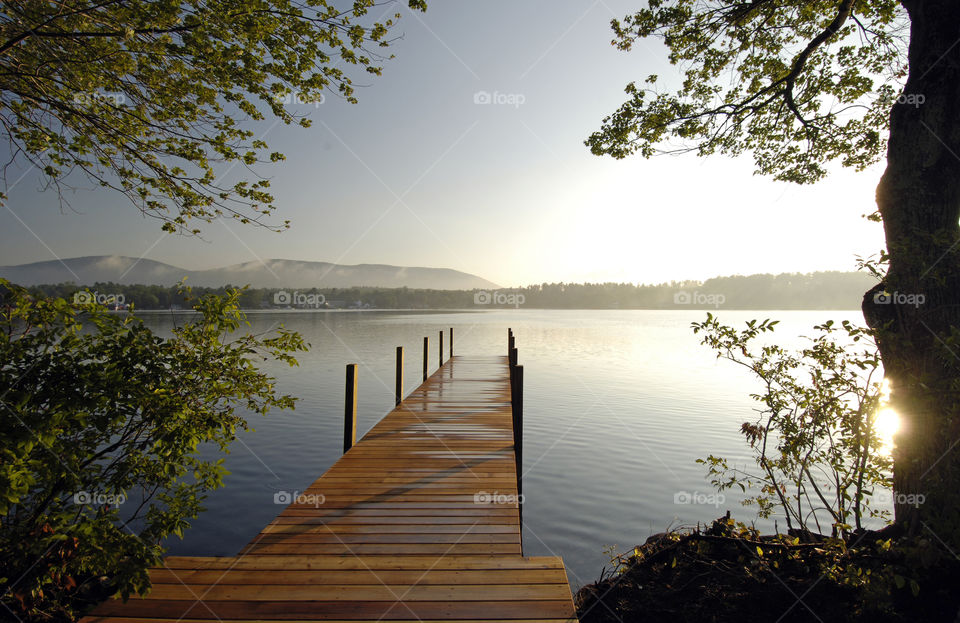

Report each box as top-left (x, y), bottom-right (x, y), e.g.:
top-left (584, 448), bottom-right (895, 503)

top-left (586, 0), bottom-right (908, 183)
top-left (0, 0), bottom-right (427, 233)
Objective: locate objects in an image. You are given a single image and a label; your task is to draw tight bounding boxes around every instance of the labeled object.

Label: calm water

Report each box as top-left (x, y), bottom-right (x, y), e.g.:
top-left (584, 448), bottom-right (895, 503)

top-left (140, 309), bottom-right (875, 590)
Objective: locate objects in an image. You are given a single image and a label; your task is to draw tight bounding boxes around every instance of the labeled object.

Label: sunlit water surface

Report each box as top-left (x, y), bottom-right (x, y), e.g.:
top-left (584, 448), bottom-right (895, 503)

top-left (135, 309), bottom-right (890, 590)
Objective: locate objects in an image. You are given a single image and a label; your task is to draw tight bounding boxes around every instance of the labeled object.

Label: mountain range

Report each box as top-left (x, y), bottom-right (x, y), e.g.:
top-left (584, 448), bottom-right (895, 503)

top-left (0, 256), bottom-right (501, 290)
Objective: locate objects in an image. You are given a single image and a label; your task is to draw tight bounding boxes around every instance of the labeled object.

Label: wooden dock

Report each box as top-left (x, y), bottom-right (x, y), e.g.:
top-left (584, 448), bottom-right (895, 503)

top-left (83, 354), bottom-right (578, 622)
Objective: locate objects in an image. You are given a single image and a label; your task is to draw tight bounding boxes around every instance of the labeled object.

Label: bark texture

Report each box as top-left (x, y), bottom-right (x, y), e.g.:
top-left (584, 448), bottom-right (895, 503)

top-left (864, 0), bottom-right (960, 549)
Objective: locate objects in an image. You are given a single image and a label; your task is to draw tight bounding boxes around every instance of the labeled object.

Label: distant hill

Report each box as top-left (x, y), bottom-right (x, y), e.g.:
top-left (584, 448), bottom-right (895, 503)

top-left (0, 256), bottom-right (501, 290)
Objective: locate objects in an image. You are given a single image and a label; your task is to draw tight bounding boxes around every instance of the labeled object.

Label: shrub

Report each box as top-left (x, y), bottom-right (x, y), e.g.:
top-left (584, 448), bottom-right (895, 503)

top-left (693, 314), bottom-right (891, 537)
top-left (0, 280), bottom-right (306, 620)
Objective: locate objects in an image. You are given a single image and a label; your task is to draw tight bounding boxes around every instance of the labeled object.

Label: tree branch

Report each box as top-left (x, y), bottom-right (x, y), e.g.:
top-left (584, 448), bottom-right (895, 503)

top-left (782, 0), bottom-right (857, 127)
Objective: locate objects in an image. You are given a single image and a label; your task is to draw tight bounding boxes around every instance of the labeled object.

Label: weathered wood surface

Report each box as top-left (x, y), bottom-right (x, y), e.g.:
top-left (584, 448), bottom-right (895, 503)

top-left (83, 355), bottom-right (577, 622)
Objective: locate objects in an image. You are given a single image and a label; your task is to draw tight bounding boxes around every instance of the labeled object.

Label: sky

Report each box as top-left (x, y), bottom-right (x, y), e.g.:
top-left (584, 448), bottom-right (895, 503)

top-left (0, 0), bottom-right (888, 287)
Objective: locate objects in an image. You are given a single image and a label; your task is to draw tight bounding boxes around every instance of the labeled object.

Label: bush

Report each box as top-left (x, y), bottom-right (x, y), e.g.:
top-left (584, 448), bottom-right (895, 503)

top-left (0, 280), bottom-right (306, 621)
top-left (693, 314), bottom-right (891, 537)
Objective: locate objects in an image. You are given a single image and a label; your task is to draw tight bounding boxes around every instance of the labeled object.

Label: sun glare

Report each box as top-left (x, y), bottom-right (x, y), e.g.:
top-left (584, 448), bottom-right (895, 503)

top-left (875, 407), bottom-right (900, 453)
top-left (875, 379), bottom-right (900, 455)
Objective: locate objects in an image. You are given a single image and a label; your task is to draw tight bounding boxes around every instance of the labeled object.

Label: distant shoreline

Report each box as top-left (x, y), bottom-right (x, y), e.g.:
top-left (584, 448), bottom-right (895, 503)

top-left (9, 271), bottom-right (877, 312)
top-left (114, 306), bottom-right (866, 312)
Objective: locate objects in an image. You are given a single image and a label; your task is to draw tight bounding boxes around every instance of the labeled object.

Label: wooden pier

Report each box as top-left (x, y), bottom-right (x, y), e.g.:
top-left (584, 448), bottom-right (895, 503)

top-left (83, 339), bottom-right (578, 622)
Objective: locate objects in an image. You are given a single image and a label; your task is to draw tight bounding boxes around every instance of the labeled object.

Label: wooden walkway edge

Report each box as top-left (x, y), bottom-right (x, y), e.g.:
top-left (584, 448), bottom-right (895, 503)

top-left (82, 355), bottom-right (578, 622)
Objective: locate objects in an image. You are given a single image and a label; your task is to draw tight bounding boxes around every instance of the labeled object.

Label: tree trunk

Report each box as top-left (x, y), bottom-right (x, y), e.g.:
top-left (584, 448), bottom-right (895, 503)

top-left (863, 1), bottom-right (960, 550)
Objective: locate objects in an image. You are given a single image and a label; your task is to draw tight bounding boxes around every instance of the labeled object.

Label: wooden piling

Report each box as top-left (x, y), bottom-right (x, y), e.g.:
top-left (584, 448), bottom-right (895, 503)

top-left (422, 337), bottom-right (428, 382)
top-left (511, 364), bottom-right (523, 498)
top-left (395, 346), bottom-right (404, 406)
top-left (343, 363), bottom-right (358, 453)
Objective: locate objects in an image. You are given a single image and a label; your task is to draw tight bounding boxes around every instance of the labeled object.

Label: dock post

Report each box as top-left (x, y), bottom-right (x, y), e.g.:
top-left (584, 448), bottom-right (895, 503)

top-left (510, 364), bottom-right (523, 499)
top-left (439, 330), bottom-right (444, 367)
top-left (450, 327), bottom-right (454, 358)
top-left (422, 337), bottom-right (428, 382)
top-left (395, 346), bottom-right (404, 406)
top-left (344, 364), bottom-right (358, 453)
top-left (509, 346), bottom-right (518, 368)
top-left (508, 333), bottom-right (515, 354)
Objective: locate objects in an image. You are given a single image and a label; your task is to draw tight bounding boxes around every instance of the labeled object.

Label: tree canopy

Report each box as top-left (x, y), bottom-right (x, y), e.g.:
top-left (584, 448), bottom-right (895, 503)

top-left (0, 0), bottom-right (426, 233)
top-left (586, 1), bottom-right (908, 184)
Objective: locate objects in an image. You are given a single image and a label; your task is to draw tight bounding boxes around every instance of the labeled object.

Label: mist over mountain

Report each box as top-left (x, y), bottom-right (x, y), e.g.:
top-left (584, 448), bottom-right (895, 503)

top-left (0, 256), bottom-right (501, 290)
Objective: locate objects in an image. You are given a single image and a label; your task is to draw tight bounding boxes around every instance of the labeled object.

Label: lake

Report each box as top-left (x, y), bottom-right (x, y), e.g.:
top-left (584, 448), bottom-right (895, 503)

top-left (140, 308), bottom-right (883, 591)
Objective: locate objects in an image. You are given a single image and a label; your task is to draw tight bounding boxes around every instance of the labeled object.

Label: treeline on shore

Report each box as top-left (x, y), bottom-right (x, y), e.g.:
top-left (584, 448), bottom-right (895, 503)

top-left (7, 271), bottom-right (877, 310)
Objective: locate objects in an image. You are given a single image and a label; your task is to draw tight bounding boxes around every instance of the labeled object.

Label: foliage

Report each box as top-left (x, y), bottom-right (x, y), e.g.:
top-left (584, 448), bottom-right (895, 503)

top-left (586, 0), bottom-right (908, 183)
top-left (0, 280), bottom-right (306, 621)
top-left (0, 0), bottom-right (427, 232)
top-left (692, 314), bottom-right (891, 537)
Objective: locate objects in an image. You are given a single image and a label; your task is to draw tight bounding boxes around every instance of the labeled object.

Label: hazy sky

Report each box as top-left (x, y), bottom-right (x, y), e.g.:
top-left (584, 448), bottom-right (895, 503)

top-left (0, 0), bottom-right (887, 287)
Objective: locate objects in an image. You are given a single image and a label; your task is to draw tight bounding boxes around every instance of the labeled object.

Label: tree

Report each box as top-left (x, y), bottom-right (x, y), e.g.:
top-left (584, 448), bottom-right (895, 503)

top-left (0, 0), bottom-right (426, 233)
top-left (587, 2), bottom-right (960, 549)
top-left (0, 281), bottom-right (306, 620)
